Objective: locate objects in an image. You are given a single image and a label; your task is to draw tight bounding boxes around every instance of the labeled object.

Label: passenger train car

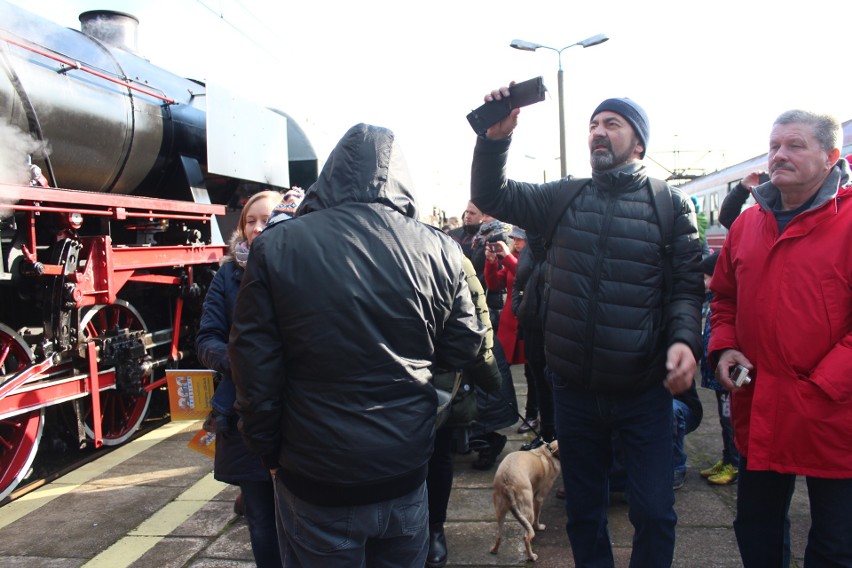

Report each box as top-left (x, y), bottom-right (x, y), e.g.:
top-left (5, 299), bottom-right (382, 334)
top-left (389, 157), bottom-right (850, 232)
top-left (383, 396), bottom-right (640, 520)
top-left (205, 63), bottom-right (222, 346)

top-left (0, 1), bottom-right (318, 500)
top-left (679, 119), bottom-right (852, 249)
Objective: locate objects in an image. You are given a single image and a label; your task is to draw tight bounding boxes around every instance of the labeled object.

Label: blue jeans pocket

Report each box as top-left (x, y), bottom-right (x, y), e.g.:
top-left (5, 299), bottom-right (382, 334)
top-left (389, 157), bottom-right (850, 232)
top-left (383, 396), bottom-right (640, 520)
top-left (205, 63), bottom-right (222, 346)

top-left (292, 507), bottom-right (353, 554)
top-left (397, 493), bottom-right (428, 536)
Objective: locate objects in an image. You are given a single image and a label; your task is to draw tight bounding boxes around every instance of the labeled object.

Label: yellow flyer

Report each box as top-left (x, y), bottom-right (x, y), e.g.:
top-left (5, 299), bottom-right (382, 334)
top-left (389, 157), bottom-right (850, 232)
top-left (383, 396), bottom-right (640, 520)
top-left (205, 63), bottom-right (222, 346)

top-left (188, 428), bottom-right (216, 458)
top-left (166, 369), bottom-right (215, 420)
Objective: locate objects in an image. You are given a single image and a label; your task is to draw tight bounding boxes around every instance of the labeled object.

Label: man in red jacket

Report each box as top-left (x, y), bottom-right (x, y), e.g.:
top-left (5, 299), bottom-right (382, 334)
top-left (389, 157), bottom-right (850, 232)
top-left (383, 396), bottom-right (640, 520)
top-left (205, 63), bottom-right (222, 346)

top-left (710, 110), bottom-right (852, 567)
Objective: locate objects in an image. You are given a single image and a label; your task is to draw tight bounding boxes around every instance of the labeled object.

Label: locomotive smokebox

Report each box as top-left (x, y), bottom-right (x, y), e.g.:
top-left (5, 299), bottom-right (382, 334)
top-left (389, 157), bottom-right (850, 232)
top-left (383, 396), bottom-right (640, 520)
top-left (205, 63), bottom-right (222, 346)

top-left (79, 10), bottom-right (139, 53)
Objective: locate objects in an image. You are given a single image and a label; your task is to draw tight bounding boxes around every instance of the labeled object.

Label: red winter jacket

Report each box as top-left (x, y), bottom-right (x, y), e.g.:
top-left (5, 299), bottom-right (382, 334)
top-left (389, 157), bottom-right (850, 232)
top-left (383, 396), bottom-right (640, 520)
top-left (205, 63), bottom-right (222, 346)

top-left (485, 252), bottom-right (526, 365)
top-left (709, 164), bottom-right (852, 478)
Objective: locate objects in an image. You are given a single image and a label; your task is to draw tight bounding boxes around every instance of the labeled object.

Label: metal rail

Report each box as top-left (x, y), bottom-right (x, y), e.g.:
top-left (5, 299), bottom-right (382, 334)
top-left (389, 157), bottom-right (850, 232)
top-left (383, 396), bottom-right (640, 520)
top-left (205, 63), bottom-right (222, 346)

top-left (0, 32), bottom-right (175, 104)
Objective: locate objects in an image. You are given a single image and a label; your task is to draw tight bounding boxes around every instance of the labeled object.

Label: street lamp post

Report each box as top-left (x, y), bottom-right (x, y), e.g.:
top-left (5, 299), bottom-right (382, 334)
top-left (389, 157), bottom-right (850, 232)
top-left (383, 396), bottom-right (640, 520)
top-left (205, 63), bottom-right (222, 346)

top-left (510, 34), bottom-right (608, 178)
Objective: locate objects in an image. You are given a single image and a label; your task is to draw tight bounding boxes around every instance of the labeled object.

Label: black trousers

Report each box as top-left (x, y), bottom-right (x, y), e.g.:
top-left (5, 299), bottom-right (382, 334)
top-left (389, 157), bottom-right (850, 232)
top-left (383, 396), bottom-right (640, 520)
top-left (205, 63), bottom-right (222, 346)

top-left (426, 427), bottom-right (454, 525)
top-left (523, 326), bottom-right (553, 438)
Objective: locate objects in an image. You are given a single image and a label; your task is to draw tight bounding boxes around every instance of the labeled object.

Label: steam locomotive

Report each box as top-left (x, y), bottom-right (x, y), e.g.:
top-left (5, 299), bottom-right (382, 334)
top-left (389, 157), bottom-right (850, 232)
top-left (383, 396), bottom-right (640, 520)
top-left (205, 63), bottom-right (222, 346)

top-left (0, 0), bottom-right (318, 500)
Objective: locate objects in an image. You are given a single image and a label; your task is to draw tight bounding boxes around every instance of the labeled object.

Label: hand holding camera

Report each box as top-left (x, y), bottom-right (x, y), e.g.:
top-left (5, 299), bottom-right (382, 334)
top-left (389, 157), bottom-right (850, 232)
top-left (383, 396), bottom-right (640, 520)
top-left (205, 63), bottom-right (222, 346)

top-left (487, 240), bottom-right (509, 259)
top-left (730, 364), bottom-right (752, 387)
top-left (715, 349), bottom-right (753, 390)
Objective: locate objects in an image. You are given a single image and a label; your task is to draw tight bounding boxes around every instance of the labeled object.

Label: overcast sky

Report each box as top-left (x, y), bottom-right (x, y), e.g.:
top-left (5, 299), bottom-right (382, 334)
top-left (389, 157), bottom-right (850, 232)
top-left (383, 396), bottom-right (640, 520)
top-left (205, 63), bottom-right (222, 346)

top-left (6, 0), bottom-right (849, 217)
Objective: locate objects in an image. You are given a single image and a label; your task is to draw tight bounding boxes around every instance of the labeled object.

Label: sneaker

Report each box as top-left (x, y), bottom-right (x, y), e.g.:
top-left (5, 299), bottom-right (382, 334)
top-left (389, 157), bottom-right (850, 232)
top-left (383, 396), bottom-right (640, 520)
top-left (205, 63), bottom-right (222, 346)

top-left (708, 464), bottom-right (738, 485)
top-left (673, 469), bottom-right (686, 490)
top-left (700, 460), bottom-right (725, 478)
top-left (517, 418), bottom-right (539, 433)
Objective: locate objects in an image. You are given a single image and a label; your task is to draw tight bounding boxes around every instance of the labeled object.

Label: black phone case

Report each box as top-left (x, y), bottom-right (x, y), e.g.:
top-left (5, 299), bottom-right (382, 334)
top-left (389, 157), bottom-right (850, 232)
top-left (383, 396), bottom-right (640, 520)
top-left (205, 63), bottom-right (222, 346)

top-left (466, 76), bottom-right (546, 136)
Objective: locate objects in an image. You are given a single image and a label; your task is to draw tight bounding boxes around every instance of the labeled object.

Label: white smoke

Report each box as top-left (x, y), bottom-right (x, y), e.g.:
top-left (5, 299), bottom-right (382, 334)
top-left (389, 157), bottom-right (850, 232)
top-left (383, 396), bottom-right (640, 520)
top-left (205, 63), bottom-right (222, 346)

top-left (0, 122), bottom-right (49, 184)
top-left (0, 122), bottom-right (50, 217)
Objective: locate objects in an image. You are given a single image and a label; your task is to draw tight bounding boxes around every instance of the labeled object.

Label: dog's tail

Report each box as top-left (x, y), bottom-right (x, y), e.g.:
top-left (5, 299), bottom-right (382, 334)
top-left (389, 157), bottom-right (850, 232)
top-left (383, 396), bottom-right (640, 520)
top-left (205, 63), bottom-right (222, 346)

top-left (507, 493), bottom-right (536, 537)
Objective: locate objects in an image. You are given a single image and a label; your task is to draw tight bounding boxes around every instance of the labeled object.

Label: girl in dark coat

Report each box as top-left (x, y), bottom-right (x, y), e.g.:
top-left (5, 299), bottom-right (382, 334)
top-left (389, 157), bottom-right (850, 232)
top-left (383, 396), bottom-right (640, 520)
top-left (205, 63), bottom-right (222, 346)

top-left (196, 190), bottom-right (287, 568)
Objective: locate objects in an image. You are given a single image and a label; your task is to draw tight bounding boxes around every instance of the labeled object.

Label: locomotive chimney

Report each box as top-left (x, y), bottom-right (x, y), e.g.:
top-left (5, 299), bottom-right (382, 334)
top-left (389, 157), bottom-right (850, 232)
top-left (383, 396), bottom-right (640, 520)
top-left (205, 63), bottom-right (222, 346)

top-left (79, 10), bottom-right (139, 52)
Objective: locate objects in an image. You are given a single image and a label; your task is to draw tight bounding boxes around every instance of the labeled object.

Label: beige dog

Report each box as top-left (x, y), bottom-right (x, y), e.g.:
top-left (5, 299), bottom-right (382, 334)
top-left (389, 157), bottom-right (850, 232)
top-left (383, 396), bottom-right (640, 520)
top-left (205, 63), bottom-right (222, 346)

top-left (490, 440), bottom-right (561, 562)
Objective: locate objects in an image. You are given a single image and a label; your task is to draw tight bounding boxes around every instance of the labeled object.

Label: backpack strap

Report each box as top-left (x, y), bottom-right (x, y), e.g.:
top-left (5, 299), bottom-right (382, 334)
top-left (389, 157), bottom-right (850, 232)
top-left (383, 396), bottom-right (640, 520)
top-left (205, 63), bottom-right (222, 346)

top-left (543, 177), bottom-right (590, 250)
top-left (648, 178), bottom-right (674, 299)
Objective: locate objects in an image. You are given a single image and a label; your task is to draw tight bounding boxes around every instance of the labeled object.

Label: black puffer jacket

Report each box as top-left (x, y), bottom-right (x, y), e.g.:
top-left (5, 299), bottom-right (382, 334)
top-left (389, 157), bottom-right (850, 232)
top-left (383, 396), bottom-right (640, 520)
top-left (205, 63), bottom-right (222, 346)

top-left (471, 136), bottom-right (703, 394)
top-left (230, 124), bottom-right (484, 506)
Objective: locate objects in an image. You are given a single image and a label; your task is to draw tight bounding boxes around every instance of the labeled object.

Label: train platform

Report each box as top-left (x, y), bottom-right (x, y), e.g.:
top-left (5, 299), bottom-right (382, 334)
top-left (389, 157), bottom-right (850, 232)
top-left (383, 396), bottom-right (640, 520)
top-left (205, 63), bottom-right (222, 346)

top-left (0, 366), bottom-right (812, 567)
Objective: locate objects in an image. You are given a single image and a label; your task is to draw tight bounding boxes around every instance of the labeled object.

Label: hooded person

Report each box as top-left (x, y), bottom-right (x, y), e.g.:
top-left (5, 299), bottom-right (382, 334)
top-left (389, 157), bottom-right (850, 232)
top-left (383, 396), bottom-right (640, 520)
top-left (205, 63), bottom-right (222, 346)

top-left (230, 123), bottom-right (485, 567)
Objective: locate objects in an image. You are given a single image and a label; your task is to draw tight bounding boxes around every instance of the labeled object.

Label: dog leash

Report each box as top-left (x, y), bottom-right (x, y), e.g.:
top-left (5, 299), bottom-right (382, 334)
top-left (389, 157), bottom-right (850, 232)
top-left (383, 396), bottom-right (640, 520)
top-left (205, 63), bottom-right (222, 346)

top-left (514, 411), bottom-right (557, 456)
top-left (485, 389), bottom-right (557, 456)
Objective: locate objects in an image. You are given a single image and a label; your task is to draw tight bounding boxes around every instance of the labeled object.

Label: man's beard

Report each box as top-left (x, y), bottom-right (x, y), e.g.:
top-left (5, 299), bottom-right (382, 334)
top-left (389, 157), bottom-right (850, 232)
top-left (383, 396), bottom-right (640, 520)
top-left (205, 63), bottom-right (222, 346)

top-left (590, 138), bottom-right (634, 171)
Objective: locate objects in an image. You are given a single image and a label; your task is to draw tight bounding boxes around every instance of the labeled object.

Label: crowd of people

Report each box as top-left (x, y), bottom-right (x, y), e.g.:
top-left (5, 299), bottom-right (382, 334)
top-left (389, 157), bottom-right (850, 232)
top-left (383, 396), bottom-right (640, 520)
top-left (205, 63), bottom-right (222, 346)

top-left (193, 89), bottom-right (850, 567)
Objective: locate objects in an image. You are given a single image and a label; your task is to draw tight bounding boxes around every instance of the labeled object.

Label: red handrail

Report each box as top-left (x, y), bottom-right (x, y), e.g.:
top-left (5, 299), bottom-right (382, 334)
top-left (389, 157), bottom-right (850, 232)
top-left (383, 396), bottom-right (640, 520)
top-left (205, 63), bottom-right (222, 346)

top-left (0, 32), bottom-right (175, 104)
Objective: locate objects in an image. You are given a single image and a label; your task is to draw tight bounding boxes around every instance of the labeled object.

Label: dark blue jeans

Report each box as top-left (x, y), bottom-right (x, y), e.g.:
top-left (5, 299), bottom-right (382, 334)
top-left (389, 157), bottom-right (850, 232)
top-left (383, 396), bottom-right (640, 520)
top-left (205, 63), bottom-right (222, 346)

top-left (672, 398), bottom-right (702, 474)
top-left (735, 456), bottom-right (852, 567)
top-left (553, 380), bottom-right (676, 568)
top-left (274, 477), bottom-right (428, 567)
top-left (239, 479), bottom-right (281, 567)
top-left (715, 390), bottom-right (740, 467)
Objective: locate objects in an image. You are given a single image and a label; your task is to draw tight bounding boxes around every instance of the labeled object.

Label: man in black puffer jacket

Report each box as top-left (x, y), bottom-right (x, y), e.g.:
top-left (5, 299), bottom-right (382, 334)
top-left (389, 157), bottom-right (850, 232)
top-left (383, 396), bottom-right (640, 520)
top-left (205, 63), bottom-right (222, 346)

top-left (230, 124), bottom-right (485, 567)
top-left (470, 90), bottom-right (703, 567)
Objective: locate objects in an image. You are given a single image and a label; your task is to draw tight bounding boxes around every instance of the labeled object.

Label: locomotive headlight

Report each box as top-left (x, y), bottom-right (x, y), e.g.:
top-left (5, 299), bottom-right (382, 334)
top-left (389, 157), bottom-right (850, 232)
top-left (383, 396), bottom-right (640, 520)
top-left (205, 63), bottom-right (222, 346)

top-left (65, 212), bottom-right (84, 229)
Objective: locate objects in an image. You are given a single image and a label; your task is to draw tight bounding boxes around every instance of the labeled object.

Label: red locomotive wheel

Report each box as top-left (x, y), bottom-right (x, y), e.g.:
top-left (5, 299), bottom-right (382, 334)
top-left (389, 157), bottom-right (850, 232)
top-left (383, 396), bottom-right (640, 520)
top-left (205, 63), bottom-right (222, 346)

top-left (0, 326), bottom-right (41, 501)
top-left (0, 411), bottom-right (43, 502)
top-left (79, 302), bottom-right (152, 446)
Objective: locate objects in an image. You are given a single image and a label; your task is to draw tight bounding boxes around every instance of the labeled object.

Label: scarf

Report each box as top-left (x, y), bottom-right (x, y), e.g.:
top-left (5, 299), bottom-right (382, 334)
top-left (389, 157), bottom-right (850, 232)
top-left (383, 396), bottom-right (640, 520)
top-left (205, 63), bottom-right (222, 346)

top-left (234, 240), bottom-right (250, 268)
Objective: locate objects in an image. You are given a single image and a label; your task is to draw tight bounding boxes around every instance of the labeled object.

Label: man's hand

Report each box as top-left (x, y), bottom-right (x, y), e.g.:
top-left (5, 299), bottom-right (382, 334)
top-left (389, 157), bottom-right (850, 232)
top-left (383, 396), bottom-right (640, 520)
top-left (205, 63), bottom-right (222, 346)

top-left (665, 342), bottom-right (696, 394)
top-left (715, 349), bottom-right (753, 391)
top-left (484, 83), bottom-right (520, 140)
top-left (741, 170), bottom-right (766, 189)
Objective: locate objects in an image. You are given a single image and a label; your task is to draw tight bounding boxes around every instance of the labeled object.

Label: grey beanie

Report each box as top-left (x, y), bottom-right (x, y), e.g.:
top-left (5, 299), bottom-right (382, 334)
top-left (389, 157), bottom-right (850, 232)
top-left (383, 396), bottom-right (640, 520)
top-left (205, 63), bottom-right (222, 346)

top-left (591, 98), bottom-right (650, 158)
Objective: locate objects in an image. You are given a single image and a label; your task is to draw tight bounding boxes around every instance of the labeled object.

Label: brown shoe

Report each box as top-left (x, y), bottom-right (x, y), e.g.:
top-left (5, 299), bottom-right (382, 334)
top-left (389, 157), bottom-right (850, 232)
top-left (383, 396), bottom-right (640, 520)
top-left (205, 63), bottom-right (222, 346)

top-left (233, 492), bottom-right (245, 516)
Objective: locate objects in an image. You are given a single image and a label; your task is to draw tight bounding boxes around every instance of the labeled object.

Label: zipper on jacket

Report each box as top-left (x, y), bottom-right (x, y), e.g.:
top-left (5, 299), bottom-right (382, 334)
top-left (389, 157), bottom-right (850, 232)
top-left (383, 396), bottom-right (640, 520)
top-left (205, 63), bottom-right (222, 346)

top-left (581, 192), bottom-right (617, 387)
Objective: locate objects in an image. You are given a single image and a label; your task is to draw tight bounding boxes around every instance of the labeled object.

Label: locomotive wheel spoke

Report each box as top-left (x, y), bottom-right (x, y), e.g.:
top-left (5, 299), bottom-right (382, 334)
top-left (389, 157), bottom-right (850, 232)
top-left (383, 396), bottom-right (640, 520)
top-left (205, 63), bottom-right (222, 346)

top-left (79, 302), bottom-right (152, 446)
top-left (0, 327), bottom-right (40, 501)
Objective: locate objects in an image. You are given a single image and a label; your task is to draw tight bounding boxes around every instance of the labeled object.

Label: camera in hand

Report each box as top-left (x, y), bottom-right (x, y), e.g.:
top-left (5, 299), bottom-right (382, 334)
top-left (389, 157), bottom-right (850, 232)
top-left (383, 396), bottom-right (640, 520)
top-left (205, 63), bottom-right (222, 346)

top-left (472, 220), bottom-right (511, 248)
top-left (730, 364), bottom-right (751, 387)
